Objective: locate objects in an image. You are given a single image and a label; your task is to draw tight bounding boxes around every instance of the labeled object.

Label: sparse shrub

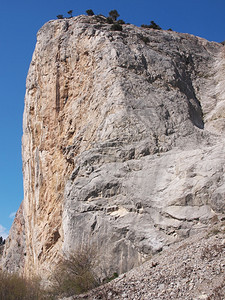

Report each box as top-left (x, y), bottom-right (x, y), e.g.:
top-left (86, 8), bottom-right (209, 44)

top-left (57, 15), bottom-right (64, 19)
top-left (86, 9), bottom-right (95, 16)
top-left (110, 23), bottom-right (123, 31)
top-left (51, 245), bottom-right (99, 297)
top-left (109, 10), bottom-right (120, 21)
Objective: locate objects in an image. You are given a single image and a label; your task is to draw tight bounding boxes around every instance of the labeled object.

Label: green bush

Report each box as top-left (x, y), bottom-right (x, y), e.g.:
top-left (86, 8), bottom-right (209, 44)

top-left (110, 24), bottom-right (123, 31)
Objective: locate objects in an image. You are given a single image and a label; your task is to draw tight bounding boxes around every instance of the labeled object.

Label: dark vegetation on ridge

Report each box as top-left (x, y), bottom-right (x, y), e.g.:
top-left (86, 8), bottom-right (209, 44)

top-left (55, 9), bottom-right (225, 43)
top-left (57, 9), bottom-right (163, 32)
top-left (0, 237), bottom-right (5, 246)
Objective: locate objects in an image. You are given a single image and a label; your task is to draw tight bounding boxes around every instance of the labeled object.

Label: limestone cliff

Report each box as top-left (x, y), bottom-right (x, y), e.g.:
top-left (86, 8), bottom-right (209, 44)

top-left (1, 15), bottom-right (225, 279)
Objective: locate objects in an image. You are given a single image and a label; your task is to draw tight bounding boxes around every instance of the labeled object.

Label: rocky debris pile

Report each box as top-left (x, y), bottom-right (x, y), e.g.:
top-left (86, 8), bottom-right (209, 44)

top-left (70, 219), bottom-right (225, 300)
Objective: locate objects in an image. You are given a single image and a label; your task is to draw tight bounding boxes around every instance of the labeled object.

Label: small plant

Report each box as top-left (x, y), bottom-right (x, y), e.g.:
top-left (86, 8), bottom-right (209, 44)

top-left (57, 15), bottom-right (64, 19)
top-left (67, 10), bottom-right (73, 18)
top-left (103, 272), bottom-right (119, 283)
top-left (110, 23), bottom-right (123, 31)
top-left (86, 9), bottom-right (95, 16)
top-left (109, 9), bottom-right (120, 21)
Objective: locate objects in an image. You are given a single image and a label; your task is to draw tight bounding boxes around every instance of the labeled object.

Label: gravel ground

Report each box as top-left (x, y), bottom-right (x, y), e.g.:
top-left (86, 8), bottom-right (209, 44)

top-left (63, 218), bottom-right (225, 300)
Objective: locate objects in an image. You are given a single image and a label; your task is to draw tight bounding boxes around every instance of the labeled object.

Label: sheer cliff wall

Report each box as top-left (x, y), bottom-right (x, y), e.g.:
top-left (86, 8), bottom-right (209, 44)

top-left (1, 15), bottom-right (225, 279)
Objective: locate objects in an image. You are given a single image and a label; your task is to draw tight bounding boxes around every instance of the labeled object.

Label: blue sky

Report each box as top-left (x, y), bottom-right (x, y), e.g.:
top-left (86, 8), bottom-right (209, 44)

top-left (0, 0), bottom-right (225, 238)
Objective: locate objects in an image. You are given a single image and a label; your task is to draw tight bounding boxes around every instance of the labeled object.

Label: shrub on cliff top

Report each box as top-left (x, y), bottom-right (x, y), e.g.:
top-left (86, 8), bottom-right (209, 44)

top-left (141, 20), bottom-right (162, 30)
top-left (86, 9), bottom-right (95, 16)
top-left (110, 23), bottom-right (123, 31)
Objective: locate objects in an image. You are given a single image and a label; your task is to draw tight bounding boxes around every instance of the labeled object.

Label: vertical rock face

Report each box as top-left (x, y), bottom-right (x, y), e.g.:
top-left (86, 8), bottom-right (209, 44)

top-left (1, 15), bottom-right (225, 279)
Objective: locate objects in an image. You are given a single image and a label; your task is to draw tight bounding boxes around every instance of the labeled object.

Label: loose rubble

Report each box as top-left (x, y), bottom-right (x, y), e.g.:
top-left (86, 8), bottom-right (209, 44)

top-left (70, 219), bottom-right (225, 299)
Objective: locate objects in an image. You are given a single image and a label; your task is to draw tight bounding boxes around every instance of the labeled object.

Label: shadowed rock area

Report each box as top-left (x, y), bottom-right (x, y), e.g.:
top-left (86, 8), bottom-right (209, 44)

top-left (1, 15), bottom-right (225, 282)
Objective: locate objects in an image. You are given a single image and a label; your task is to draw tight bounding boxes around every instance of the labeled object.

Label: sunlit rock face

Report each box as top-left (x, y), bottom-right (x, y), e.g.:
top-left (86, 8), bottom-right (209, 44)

top-left (1, 15), bottom-right (225, 279)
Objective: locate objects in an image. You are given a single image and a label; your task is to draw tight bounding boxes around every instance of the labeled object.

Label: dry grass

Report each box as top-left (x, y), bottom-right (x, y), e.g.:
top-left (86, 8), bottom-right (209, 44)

top-left (0, 271), bottom-right (50, 300)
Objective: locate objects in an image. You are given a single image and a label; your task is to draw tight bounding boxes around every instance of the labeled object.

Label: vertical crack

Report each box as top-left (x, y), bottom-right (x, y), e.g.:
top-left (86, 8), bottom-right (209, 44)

top-left (56, 68), bottom-right (60, 113)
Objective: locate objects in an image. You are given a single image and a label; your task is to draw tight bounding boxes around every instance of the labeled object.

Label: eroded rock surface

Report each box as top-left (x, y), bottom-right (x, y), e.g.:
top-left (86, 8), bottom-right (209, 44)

top-left (1, 15), bottom-right (225, 279)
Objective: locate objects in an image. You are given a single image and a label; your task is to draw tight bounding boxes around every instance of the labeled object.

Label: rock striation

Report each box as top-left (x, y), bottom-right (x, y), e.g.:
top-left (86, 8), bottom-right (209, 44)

top-left (1, 15), bottom-right (225, 280)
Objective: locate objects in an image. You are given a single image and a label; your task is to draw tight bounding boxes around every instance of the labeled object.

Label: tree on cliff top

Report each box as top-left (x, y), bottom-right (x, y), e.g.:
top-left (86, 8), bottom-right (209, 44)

top-left (109, 9), bottom-right (120, 21)
top-left (68, 10), bottom-right (73, 18)
top-left (86, 9), bottom-right (95, 16)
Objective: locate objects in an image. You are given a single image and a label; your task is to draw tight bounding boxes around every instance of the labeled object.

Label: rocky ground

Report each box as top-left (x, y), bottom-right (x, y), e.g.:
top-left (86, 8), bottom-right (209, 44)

top-left (64, 217), bottom-right (225, 300)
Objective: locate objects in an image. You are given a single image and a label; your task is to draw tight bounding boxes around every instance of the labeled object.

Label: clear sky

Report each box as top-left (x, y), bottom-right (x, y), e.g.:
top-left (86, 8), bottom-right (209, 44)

top-left (0, 0), bottom-right (225, 239)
